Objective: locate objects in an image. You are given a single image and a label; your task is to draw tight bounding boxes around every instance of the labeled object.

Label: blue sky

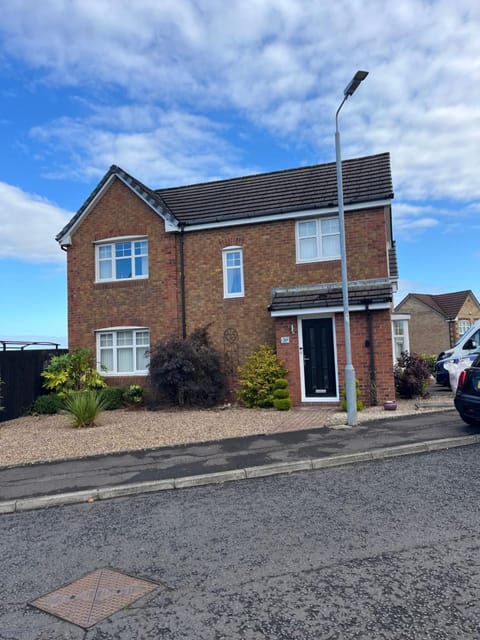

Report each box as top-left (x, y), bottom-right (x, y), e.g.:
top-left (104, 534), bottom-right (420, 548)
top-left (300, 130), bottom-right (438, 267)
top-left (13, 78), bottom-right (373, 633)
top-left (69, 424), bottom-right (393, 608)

top-left (1, 0), bottom-right (480, 347)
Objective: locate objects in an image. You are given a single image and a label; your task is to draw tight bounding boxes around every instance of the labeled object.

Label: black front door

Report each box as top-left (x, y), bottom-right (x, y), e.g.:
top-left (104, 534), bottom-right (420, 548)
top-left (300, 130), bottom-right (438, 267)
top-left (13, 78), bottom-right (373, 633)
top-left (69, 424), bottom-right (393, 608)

top-left (302, 318), bottom-right (337, 398)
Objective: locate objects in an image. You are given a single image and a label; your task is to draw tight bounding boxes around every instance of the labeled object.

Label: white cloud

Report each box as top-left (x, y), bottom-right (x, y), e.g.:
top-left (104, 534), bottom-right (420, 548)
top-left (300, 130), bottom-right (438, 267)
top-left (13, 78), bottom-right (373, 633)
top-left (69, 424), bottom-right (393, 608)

top-left (30, 106), bottom-right (257, 186)
top-left (1, 0), bottom-right (480, 232)
top-left (0, 182), bottom-right (71, 262)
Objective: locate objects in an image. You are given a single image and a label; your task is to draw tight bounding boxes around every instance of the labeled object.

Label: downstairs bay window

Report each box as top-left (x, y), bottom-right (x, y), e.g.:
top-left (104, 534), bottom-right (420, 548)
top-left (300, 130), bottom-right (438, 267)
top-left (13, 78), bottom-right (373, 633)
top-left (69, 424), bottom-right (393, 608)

top-left (97, 328), bottom-right (150, 375)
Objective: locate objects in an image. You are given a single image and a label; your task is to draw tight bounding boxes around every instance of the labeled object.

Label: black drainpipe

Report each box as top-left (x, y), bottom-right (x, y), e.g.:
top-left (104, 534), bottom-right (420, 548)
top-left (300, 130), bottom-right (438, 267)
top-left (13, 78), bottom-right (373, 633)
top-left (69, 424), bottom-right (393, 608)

top-left (179, 224), bottom-right (187, 339)
top-left (365, 301), bottom-right (377, 406)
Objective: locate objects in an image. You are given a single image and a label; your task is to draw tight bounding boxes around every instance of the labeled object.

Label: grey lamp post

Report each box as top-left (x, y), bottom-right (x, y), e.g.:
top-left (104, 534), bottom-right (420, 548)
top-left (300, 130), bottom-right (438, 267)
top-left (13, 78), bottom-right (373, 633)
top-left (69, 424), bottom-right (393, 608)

top-left (335, 70), bottom-right (368, 427)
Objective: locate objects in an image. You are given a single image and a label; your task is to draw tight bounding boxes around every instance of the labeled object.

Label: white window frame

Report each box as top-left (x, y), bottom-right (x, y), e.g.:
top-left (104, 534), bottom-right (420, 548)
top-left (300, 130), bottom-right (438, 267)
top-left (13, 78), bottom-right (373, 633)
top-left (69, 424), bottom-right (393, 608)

top-left (95, 236), bottom-right (148, 282)
top-left (295, 216), bottom-right (340, 263)
top-left (458, 319), bottom-right (471, 336)
top-left (96, 327), bottom-right (150, 376)
top-left (391, 316), bottom-right (410, 363)
top-left (222, 246), bottom-right (244, 298)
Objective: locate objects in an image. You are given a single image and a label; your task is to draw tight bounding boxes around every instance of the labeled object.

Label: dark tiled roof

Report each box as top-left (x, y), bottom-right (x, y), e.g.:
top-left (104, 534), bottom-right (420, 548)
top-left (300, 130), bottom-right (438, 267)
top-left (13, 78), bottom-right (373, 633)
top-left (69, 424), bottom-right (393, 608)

top-left (156, 153), bottom-right (393, 225)
top-left (396, 290), bottom-right (480, 319)
top-left (56, 165), bottom-right (175, 243)
top-left (57, 153), bottom-right (394, 243)
top-left (388, 240), bottom-right (398, 279)
top-left (269, 279), bottom-right (393, 312)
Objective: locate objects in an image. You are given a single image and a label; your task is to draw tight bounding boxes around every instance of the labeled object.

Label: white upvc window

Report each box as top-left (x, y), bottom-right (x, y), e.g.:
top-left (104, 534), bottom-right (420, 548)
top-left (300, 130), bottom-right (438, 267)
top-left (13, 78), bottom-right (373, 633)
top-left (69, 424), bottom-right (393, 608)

top-left (97, 328), bottom-right (150, 375)
top-left (458, 319), bottom-right (471, 336)
top-left (96, 237), bottom-right (148, 282)
top-left (296, 217), bottom-right (340, 262)
top-left (223, 247), bottom-right (244, 298)
top-left (392, 318), bottom-right (410, 362)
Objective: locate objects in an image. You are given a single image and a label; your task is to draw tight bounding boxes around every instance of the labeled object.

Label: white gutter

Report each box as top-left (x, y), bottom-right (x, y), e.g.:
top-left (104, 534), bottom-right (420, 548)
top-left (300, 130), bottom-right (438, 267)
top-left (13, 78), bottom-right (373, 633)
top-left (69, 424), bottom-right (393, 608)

top-left (270, 302), bottom-right (392, 317)
top-left (180, 199), bottom-right (391, 232)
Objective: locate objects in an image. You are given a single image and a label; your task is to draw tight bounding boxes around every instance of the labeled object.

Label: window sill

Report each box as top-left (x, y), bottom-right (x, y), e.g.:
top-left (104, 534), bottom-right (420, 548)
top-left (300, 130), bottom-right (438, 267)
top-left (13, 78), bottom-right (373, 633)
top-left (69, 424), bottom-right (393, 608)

top-left (101, 372), bottom-right (149, 377)
top-left (296, 256), bottom-right (340, 265)
top-left (94, 278), bottom-right (149, 288)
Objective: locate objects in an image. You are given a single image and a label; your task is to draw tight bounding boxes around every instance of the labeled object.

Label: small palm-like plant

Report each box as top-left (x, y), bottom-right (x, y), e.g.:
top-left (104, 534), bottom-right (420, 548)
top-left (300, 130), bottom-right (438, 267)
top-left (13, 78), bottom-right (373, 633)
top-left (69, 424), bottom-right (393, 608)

top-left (62, 390), bottom-right (109, 428)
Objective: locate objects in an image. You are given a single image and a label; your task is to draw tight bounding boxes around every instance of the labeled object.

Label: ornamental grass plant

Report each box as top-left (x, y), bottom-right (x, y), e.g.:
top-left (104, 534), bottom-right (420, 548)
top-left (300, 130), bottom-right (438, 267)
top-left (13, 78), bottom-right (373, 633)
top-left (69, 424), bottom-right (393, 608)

top-left (62, 390), bottom-right (109, 428)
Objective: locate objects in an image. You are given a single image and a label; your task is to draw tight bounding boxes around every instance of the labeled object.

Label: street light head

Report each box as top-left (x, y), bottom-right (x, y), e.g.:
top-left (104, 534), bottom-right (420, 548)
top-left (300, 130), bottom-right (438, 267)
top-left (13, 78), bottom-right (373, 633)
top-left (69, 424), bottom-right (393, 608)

top-left (344, 70), bottom-right (368, 97)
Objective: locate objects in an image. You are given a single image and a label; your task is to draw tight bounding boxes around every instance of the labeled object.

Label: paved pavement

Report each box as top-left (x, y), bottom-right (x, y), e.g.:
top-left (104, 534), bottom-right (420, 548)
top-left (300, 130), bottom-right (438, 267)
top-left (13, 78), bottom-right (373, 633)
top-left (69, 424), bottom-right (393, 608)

top-left (2, 402), bottom-right (480, 514)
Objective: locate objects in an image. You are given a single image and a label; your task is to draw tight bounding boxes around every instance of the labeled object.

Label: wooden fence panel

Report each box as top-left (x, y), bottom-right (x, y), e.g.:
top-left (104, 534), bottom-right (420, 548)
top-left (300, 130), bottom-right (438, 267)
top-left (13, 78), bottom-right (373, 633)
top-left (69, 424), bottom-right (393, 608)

top-left (0, 349), bottom-right (67, 422)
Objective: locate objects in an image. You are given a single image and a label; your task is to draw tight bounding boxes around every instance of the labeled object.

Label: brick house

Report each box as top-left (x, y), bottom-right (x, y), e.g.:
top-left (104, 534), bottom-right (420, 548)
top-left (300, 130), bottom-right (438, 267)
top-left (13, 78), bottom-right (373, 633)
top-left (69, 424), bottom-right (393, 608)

top-left (56, 152), bottom-right (398, 407)
top-left (394, 290), bottom-right (480, 357)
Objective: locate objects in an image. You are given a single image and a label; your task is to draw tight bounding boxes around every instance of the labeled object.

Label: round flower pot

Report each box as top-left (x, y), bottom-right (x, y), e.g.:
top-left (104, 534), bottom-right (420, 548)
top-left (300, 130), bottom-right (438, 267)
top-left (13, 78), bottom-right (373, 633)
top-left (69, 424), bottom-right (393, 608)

top-left (384, 401), bottom-right (397, 411)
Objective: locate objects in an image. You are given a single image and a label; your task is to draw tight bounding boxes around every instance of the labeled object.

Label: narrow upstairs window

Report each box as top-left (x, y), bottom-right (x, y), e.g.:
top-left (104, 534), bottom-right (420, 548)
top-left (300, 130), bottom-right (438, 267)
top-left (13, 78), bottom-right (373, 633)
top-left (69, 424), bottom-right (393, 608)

top-left (223, 247), bottom-right (244, 298)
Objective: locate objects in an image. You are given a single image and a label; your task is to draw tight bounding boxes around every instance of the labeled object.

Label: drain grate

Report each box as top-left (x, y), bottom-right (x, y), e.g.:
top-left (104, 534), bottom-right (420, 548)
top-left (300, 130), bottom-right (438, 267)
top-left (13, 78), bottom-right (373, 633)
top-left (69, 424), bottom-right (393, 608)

top-left (29, 567), bottom-right (159, 629)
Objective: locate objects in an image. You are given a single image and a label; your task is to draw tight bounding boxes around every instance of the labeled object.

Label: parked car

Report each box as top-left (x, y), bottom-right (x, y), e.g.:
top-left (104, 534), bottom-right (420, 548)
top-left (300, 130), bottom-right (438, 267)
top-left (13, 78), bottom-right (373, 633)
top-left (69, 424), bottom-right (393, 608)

top-left (454, 354), bottom-right (480, 425)
top-left (435, 320), bottom-right (480, 385)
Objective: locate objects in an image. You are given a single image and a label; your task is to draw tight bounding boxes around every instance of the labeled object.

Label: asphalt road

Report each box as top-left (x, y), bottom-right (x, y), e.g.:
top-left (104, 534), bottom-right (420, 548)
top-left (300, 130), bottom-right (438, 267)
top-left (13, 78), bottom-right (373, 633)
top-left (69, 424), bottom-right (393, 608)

top-left (2, 444), bottom-right (480, 639)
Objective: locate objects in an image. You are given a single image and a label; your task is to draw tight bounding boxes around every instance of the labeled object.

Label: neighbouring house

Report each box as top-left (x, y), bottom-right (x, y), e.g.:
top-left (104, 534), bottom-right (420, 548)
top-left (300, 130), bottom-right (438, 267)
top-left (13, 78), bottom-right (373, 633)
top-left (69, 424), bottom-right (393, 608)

top-left (56, 152), bottom-right (399, 407)
top-left (394, 290), bottom-right (480, 356)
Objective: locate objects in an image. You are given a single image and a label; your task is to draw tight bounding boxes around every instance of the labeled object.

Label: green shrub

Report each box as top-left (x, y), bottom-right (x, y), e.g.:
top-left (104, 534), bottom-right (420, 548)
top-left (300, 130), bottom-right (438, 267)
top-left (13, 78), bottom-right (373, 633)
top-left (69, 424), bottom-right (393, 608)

top-left (272, 388), bottom-right (289, 399)
top-left (272, 397), bottom-right (292, 411)
top-left (150, 327), bottom-right (226, 407)
top-left (341, 379), bottom-right (364, 412)
top-left (123, 384), bottom-right (144, 406)
top-left (273, 377), bottom-right (292, 410)
top-left (62, 390), bottom-right (109, 428)
top-left (42, 348), bottom-right (106, 396)
top-left (238, 345), bottom-right (287, 408)
top-left (101, 386), bottom-right (125, 410)
top-left (394, 351), bottom-right (431, 399)
top-left (31, 394), bottom-right (64, 415)
top-left (420, 353), bottom-right (437, 376)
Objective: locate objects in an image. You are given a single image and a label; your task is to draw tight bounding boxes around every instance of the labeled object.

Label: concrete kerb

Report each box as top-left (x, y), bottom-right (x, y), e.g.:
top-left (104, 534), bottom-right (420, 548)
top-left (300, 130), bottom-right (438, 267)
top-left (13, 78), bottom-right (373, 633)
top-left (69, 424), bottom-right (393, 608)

top-left (15, 489), bottom-right (100, 513)
top-left (245, 460), bottom-right (313, 479)
top-left (2, 435), bottom-right (480, 514)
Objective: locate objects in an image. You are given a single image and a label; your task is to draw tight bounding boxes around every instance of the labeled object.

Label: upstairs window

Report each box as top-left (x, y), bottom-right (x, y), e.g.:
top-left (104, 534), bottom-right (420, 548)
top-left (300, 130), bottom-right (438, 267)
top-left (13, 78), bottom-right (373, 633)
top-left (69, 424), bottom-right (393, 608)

top-left (223, 247), bottom-right (244, 298)
top-left (296, 217), bottom-right (340, 262)
top-left (97, 328), bottom-right (150, 375)
top-left (458, 319), bottom-right (471, 336)
top-left (96, 238), bottom-right (148, 281)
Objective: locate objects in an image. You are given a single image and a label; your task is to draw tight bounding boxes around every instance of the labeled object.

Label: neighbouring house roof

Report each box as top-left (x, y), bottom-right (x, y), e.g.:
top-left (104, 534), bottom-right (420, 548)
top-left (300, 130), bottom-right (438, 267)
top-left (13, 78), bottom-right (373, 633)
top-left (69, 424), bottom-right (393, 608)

top-left (269, 278), bottom-right (393, 314)
top-left (395, 290), bottom-right (480, 320)
top-left (156, 153), bottom-right (393, 226)
top-left (57, 153), bottom-right (394, 244)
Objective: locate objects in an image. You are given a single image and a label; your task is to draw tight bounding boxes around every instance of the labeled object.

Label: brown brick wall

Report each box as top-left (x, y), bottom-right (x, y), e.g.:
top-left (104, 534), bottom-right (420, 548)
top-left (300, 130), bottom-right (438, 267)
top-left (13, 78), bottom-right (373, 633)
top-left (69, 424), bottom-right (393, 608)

top-left (183, 209), bottom-right (392, 406)
top-left (274, 310), bottom-right (395, 407)
top-left (67, 178), bottom-right (180, 358)
top-left (66, 183), bottom-right (394, 405)
top-left (275, 317), bottom-right (301, 404)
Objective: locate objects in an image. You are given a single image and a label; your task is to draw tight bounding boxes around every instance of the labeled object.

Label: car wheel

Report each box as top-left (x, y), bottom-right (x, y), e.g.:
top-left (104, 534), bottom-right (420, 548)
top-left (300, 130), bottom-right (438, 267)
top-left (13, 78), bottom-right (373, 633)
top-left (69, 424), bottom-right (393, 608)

top-left (460, 413), bottom-right (480, 426)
